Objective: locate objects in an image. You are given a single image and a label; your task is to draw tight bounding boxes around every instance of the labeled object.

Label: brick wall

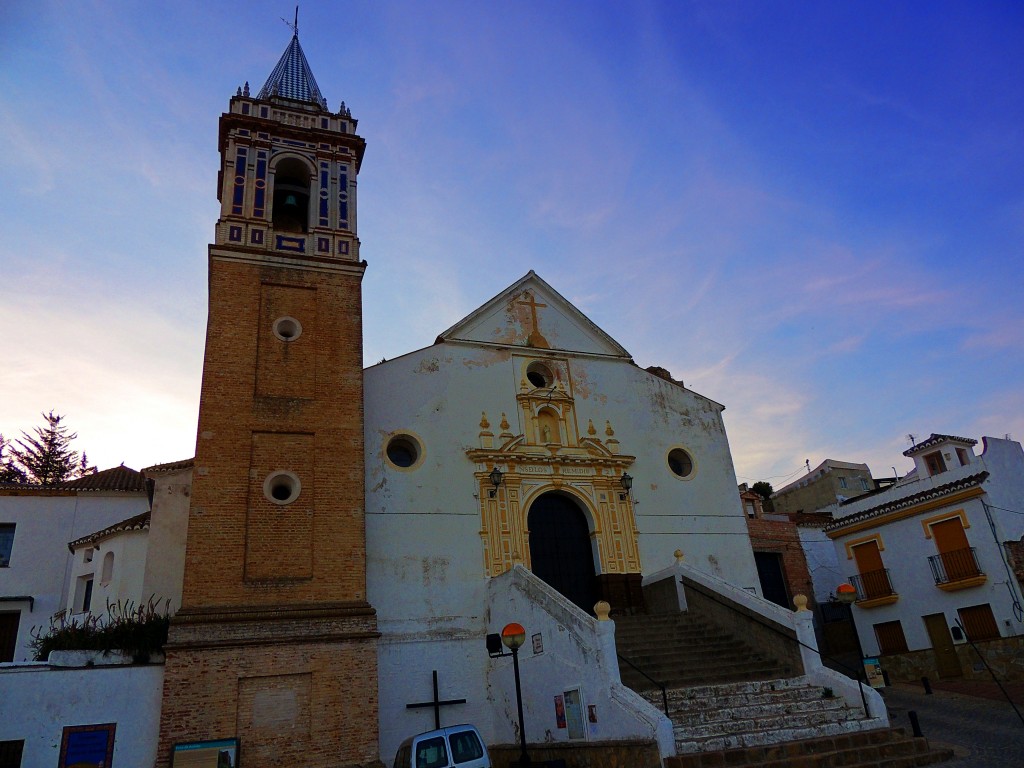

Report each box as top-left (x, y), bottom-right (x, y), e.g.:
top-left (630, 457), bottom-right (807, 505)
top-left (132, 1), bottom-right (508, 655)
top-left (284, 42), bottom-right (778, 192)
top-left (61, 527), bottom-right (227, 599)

top-left (745, 515), bottom-right (814, 609)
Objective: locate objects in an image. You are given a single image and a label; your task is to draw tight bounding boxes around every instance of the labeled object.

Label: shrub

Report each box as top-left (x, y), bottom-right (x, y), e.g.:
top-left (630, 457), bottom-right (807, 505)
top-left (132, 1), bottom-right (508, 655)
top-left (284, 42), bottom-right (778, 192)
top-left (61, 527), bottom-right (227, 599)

top-left (31, 596), bottom-right (171, 663)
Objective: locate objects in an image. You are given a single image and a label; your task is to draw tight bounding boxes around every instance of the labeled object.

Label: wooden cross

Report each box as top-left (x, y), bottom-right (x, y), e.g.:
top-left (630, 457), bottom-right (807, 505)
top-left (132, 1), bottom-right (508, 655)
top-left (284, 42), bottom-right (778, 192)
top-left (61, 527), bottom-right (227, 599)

top-left (516, 292), bottom-right (549, 347)
top-left (405, 670), bottom-right (467, 730)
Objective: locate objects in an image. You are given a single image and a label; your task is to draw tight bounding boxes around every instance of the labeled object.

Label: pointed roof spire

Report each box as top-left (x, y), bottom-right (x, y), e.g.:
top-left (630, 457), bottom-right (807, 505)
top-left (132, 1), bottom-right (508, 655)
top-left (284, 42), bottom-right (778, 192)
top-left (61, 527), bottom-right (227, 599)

top-left (257, 9), bottom-right (328, 110)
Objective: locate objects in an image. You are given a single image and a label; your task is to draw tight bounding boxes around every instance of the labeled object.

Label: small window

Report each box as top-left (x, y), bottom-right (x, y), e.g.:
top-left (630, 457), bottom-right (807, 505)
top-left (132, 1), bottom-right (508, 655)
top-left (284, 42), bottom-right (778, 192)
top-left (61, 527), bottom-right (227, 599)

top-left (272, 316), bottom-right (302, 342)
top-left (667, 448), bottom-right (694, 478)
top-left (958, 604), bottom-right (1000, 641)
top-left (839, 477), bottom-right (848, 489)
top-left (77, 575), bottom-right (94, 614)
top-left (0, 524), bottom-right (14, 567)
top-left (924, 451), bottom-right (947, 476)
top-left (83, 547), bottom-right (94, 563)
top-left (956, 447), bottom-right (970, 467)
top-left (860, 478), bottom-right (870, 491)
top-left (263, 471), bottom-right (301, 505)
top-left (526, 361), bottom-right (553, 389)
top-left (874, 620), bottom-right (909, 654)
top-left (100, 551), bottom-right (115, 585)
top-left (415, 736), bottom-right (448, 768)
top-left (386, 434), bottom-right (423, 470)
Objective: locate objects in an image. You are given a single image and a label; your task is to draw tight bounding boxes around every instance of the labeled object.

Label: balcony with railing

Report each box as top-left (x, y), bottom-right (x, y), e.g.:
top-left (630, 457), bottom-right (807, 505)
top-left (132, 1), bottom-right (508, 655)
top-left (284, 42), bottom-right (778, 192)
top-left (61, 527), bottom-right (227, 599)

top-left (928, 547), bottom-right (986, 591)
top-left (849, 568), bottom-right (898, 607)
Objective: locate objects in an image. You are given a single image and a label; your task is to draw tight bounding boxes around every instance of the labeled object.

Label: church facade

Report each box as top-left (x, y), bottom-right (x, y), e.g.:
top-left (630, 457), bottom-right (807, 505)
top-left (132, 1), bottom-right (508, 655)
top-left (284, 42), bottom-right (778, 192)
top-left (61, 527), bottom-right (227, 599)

top-left (134, 25), bottom-right (796, 767)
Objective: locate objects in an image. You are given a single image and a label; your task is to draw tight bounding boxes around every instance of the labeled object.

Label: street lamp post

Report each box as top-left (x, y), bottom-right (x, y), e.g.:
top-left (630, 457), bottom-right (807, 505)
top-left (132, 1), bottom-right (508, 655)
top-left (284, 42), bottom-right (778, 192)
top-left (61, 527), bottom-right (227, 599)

top-left (837, 582), bottom-right (869, 714)
top-left (501, 622), bottom-right (530, 767)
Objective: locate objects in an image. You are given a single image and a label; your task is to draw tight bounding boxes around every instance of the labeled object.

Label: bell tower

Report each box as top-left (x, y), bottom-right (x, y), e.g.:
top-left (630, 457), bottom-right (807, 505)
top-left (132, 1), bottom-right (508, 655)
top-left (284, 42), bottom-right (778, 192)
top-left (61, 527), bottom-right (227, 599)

top-left (158, 27), bottom-right (378, 767)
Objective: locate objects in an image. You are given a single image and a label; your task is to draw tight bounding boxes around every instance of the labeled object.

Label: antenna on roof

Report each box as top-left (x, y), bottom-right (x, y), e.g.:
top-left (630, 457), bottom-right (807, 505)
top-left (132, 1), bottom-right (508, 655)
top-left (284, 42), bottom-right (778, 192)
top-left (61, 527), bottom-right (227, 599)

top-left (906, 433), bottom-right (916, 448)
top-left (282, 5), bottom-right (299, 36)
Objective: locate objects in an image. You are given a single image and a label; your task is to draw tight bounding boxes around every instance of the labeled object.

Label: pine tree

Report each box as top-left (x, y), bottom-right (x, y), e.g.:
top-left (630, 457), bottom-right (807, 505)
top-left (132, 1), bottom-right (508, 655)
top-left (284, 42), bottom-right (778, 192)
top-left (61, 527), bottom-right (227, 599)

top-left (9, 412), bottom-right (89, 485)
top-left (0, 434), bottom-right (28, 483)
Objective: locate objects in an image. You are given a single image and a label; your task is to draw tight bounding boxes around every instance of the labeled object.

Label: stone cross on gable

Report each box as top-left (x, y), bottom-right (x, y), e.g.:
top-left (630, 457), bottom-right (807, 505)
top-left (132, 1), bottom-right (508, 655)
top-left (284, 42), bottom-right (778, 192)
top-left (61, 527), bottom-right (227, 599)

top-left (515, 291), bottom-right (550, 348)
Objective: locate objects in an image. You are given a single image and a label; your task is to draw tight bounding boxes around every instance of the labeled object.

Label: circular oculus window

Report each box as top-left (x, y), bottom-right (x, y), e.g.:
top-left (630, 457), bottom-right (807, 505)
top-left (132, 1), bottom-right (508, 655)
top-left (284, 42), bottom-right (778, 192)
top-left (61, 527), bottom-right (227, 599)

top-left (667, 448), bottom-right (695, 479)
top-left (526, 361), bottom-right (553, 389)
top-left (272, 316), bottom-right (302, 342)
top-left (386, 434), bottom-right (422, 469)
top-left (263, 470), bottom-right (301, 505)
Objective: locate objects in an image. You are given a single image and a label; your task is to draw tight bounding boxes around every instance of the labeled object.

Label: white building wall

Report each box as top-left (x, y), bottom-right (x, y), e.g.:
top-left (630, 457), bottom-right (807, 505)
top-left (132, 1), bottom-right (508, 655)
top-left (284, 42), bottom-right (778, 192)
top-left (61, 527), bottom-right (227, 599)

top-left (0, 492), bottom-right (148, 661)
top-left (798, 525), bottom-right (844, 604)
top-left (0, 662), bottom-right (162, 767)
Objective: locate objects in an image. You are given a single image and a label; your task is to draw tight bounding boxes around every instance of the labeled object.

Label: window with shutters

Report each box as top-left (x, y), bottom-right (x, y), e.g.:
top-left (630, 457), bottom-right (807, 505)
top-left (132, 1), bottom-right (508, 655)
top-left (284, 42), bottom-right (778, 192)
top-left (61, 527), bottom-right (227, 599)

top-left (958, 603), bottom-right (1000, 641)
top-left (873, 620), bottom-right (909, 654)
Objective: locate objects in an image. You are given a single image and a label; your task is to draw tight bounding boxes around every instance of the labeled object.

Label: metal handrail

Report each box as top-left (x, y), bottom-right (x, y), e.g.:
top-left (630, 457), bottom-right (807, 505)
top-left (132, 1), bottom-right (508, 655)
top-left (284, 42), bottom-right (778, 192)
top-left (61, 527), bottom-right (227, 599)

top-left (616, 652), bottom-right (670, 716)
top-left (680, 578), bottom-right (871, 717)
top-left (850, 569), bottom-right (896, 600)
top-left (927, 548), bottom-right (983, 584)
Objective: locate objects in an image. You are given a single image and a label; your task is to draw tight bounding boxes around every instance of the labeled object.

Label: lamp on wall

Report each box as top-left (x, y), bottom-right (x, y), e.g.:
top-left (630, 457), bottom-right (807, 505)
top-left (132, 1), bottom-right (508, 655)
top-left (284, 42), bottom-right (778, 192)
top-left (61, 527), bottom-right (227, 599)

top-left (489, 467), bottom-right (504, 498)
top-left (619, 471), bottom-right (633, 501)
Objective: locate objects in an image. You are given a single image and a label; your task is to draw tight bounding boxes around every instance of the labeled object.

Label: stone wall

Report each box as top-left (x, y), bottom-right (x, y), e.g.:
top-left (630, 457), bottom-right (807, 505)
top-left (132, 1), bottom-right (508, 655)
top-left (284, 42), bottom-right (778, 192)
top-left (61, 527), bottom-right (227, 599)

top-left (490, 739), bottom-right (661, 768)
top-left (679, 575), bottom-right (804, 675)
top-left (879, 635), bottom-right (1024, 682)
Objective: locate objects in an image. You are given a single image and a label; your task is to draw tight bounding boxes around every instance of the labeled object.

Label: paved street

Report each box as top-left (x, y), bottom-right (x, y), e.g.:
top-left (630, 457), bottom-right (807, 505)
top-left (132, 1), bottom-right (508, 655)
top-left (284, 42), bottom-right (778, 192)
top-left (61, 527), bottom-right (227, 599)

top-left (880, 681), bottom-right (1024, 767)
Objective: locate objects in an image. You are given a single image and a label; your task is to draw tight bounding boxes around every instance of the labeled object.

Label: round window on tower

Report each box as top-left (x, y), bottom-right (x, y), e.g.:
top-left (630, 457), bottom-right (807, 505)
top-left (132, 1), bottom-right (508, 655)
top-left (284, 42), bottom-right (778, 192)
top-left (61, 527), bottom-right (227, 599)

top-left (526, 361), bottom-right (554, 389)
top-left (385, 433), bottom-right (425, 471)
top-left (272, 316), bottom-right (302, 342)
top-left (263, 471), bottom-right (302, 505)
top-left (667, 447), bottom-right (695, 480)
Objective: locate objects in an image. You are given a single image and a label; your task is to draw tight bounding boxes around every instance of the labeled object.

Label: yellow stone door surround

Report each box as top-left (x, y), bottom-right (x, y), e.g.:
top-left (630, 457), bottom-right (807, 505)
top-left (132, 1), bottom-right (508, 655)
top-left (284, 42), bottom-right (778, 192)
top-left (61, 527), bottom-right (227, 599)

top-left (467, 406), bottom-right (642, 581)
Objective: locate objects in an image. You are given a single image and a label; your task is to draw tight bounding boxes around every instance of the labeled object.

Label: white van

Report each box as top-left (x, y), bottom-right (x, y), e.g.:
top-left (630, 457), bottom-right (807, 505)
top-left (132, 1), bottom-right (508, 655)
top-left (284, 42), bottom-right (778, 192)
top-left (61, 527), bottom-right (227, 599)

top-left (392, 724), bottom-right (491, 768)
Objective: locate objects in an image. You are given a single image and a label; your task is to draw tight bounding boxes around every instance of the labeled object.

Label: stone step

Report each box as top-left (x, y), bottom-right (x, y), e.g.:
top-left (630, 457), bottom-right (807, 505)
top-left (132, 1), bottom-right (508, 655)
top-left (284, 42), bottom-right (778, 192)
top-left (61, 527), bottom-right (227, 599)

top-left (664, 727), bottom-right (954, 768)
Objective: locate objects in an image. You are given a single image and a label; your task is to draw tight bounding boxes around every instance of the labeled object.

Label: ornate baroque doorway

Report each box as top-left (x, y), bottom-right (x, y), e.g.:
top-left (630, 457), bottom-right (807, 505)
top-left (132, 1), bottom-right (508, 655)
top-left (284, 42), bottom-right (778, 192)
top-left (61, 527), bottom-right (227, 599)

top-left (527, 492), bottom-right (598, 613)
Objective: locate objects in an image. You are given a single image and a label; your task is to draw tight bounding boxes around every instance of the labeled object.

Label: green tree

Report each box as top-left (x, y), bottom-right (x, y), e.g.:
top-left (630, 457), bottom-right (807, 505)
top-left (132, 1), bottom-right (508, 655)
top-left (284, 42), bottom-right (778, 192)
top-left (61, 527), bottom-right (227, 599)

top-left (8, 411), bottom-right (93, 485)
top-left (0, 434), bottom-right (28, 483)
top-left (751, 480), bottom-right (775, 513)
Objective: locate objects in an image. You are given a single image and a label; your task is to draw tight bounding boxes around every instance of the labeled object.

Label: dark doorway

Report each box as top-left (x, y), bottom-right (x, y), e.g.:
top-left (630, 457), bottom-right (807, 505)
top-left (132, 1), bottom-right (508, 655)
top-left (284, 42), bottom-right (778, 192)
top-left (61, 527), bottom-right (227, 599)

top-left (754, 551), bottom-right (790, 609)
top-left (0, 612), bottom-right (20, 663)
top-left (527, 492), bottom-right (598, 613)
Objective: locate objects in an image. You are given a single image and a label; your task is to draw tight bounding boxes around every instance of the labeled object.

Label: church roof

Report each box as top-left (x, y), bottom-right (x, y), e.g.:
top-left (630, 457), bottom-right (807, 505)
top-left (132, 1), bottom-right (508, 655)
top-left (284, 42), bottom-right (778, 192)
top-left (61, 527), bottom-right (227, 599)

top-left (68, 511), bottom-right (151, 552)
top-left (257, 32), bottom-right (328, 110)
top-left (436, 271), bottom-right (632, 359)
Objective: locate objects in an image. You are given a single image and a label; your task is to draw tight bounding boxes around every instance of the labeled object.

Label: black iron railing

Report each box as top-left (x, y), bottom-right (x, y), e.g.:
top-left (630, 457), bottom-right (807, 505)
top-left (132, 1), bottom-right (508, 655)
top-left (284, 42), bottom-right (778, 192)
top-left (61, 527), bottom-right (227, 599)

top-left (849, 569), bottom-right (895, 600)
top-left (928, 547), bottom-right (983, 584)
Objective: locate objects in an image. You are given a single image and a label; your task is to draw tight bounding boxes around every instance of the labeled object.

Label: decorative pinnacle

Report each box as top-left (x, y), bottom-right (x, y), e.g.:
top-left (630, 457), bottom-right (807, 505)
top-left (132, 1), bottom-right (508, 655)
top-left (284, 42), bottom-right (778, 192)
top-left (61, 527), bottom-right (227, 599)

top-left (587, 419), bottom-right (596, 436)
top-left (480, 412), bottom-right (490, 430)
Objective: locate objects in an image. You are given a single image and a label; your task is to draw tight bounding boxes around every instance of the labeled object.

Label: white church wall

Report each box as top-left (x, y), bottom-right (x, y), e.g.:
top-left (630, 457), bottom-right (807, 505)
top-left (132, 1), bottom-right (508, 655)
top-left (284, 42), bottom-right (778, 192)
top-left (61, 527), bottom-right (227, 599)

top-left (142, 465), bottom-right (192, 613)
top-left (0, 661), bottom-right (163, 767)
top-left (486, 567), bottom-right (671, 753)
top-left (798, 525), bottom-right (845, 604)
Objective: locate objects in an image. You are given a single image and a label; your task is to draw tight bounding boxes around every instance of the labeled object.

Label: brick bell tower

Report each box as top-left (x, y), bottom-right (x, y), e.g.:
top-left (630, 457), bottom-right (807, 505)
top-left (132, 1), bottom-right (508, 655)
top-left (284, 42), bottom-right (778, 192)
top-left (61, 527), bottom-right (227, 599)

top-left (158, 26), bottom-right (379, 767)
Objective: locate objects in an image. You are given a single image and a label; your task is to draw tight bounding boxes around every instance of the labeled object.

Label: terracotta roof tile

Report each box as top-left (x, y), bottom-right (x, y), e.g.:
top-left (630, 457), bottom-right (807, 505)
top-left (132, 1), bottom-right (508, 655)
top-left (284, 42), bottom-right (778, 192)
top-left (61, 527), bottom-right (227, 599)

top-left (59, 465), bottom-right (148, 493)
top-left (903, 433), bottom-right (978, 457)
top-left (69, 511), bottom-right (151, 551)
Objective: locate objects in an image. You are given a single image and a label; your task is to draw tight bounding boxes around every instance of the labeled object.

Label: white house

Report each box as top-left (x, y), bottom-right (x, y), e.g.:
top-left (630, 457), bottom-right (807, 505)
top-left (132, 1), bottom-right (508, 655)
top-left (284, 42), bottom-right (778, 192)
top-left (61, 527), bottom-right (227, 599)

top-left (826, 434), bottom-right (1024, 680)
top-left (0, 466), bottom-right (150, 663)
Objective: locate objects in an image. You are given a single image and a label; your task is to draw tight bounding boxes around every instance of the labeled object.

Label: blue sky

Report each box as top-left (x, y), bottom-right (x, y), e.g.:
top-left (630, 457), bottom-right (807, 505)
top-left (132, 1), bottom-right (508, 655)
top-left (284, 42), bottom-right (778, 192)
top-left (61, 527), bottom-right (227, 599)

top-left (1, 1), bottom-right (1022, 487)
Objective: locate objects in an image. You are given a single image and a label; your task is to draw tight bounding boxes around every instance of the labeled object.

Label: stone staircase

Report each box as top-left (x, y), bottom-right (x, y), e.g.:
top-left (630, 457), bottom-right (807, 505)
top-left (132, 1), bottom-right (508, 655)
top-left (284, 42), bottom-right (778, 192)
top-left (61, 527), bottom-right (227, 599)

top-left (615, 612), bottom-right (953, 767)
top-left (664, 727), bottom-right (954, 768)
top-left (615, 612), bottom-right (797, 689)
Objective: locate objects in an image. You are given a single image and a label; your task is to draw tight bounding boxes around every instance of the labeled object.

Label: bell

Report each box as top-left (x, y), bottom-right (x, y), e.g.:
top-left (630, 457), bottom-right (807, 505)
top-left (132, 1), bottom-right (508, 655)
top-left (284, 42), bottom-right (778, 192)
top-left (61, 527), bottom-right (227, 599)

top-left (282, 193), bottom-right (300, 210)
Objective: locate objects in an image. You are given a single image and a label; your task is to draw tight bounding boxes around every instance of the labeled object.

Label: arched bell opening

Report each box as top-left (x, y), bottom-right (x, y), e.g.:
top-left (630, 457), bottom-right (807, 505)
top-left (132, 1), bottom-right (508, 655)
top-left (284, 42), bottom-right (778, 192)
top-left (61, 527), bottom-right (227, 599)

top-left (526, 490), bottom-right (599, 614)
top-left (271, 157), bottom-right (312, 233)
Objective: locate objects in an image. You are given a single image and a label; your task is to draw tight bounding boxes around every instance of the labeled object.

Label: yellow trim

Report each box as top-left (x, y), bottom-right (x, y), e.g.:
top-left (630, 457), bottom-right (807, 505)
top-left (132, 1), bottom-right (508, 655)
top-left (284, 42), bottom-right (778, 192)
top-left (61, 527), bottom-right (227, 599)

top-left (844, 534), bottom-right (885, 561)
top-left (856, 594), bottom-right (899, 608)
top-left (827, 486), bottom-right (986, 539)
top-left (937, 574), bottom-right (987, 592)
top-left (920, 509), bottom-right (970, 539)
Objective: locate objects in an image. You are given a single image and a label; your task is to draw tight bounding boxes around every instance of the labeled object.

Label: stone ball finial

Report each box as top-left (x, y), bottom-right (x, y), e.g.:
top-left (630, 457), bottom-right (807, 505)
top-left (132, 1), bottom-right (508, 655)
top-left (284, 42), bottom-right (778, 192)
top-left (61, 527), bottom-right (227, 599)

top-left (793, 594), bottom-right (809, 612)
top-left (674, 549), bottom-right (684, 563)
top-left (594, 601), bottom-right (611, 621)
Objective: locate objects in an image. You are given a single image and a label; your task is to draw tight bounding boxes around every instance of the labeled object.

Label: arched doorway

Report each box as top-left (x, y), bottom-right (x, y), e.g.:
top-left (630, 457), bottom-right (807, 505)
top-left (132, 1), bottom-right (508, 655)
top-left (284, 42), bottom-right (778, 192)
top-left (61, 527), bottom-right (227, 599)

top-left (527, 492), bottom-right (598, 613)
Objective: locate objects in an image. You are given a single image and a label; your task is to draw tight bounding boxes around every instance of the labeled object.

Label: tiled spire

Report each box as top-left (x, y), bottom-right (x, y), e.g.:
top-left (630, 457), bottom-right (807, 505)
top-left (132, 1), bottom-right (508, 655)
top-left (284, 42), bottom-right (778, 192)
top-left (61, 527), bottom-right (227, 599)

top-left (257, 30), bottom-right (328, 110)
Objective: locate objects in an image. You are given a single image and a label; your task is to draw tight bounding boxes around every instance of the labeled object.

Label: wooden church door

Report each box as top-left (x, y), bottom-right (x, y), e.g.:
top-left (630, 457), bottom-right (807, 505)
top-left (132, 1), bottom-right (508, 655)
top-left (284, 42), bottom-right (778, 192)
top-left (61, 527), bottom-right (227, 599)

top-left (527, 493), bottom-right (598, 613)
